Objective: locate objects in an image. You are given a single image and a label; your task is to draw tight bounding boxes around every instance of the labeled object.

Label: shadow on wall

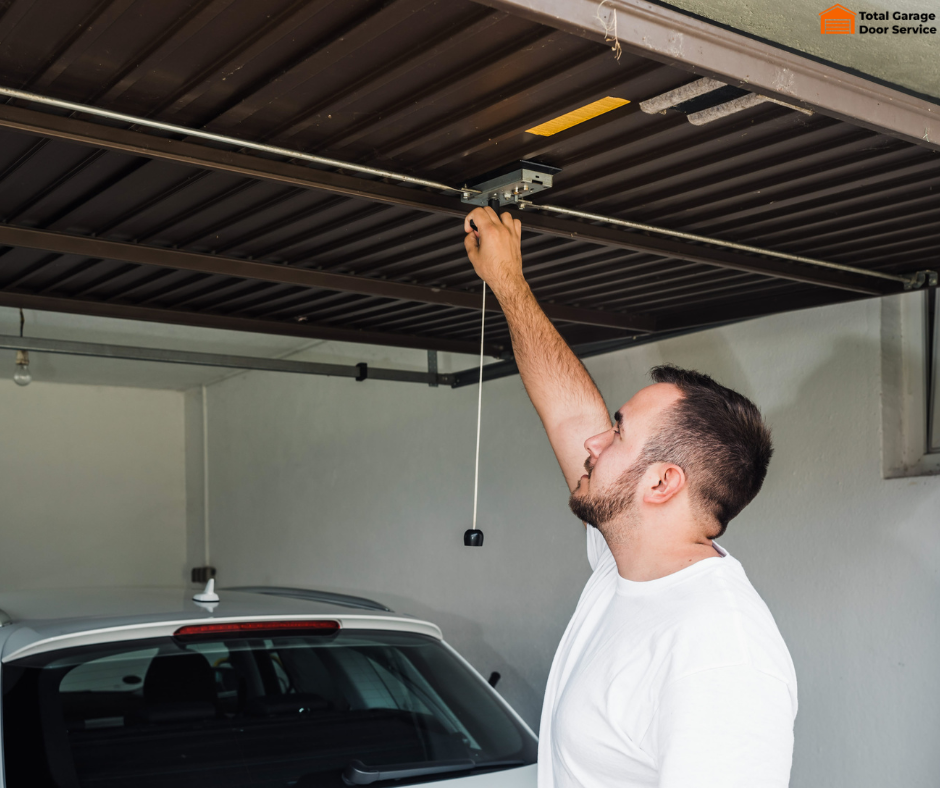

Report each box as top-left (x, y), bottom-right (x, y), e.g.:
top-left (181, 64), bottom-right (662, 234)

top-left (277, 584), bottom-right (544, 730)
top-left (376, 590), bottom-right (543, 727)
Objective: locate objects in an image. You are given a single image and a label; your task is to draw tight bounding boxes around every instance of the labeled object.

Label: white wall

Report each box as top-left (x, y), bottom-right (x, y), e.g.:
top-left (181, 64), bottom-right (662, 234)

top-left (654, 0), bottom-right (940, 102)
top-left (203, 297), bottom-right (940, 788)
top-left (0, 380), bottom-right (188, 588)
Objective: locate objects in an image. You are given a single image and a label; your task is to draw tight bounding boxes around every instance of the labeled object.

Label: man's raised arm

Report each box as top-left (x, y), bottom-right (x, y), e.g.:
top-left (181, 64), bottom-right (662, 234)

top-left (464, 207), bottom-right (611, 493)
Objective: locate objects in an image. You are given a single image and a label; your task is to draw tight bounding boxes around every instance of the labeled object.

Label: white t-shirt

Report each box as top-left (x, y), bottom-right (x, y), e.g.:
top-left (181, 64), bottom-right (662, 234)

top-left (538, 526), bottom-right (797, 788)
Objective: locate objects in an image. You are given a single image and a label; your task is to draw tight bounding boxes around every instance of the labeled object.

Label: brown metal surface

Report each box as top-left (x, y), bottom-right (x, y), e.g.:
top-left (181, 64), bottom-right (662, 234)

top-left (0, 0), bottom-right (937, 356)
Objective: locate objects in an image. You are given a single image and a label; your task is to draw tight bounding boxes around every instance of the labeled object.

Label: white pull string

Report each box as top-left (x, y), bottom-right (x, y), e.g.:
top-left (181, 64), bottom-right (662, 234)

top-left (471, 283), bottom-right (486, 531)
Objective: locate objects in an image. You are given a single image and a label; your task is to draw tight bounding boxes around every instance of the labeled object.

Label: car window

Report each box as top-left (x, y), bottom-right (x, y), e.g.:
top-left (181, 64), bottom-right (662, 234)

top-left (59, 648), bottom-right (158, 694)
top-left (2, 629), bottom-right (535, 788)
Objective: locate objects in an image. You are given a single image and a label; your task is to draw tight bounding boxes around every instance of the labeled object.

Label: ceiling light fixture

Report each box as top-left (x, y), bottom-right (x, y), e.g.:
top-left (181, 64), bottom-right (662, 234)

top-left (13, 350), bottom-right (31, 386)
top-left (687, 93), bottom-right (813, 125)
top-left (639, 78), bottom-right (726, 114)
top-left (526, 96), bottom-right (630, 136)
top-left (640, 78), bottom-right (813, 124)
top-left (13, 309), bottom-right (30, 386)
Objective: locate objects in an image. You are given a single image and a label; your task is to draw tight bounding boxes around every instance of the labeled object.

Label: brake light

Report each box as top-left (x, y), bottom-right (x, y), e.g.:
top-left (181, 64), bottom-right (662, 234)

top-left (174, 620), bottom-right (340, 639)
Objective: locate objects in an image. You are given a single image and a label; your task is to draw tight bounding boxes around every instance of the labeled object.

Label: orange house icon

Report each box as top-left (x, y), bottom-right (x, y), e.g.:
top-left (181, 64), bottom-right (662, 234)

top-left (819, 4), bottom-right (856, 34)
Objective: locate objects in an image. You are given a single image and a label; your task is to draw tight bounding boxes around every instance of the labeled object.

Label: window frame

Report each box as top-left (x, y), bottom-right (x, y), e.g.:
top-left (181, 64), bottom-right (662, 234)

top-left (881, 291), bottom-right (940, 477)
top-left (926, 288), bottom-right (939, 455)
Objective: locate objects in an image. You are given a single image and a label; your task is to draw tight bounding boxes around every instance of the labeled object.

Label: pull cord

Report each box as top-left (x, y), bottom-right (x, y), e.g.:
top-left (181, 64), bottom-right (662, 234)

top-left (464, 283), bottom-right (486, 547)
top-left (471, 283), bottom-right (486, 531)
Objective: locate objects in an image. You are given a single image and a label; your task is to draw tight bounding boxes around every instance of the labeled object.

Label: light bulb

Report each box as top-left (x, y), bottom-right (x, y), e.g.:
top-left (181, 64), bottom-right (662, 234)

top-left (13, 350), bottom-right (31, 387)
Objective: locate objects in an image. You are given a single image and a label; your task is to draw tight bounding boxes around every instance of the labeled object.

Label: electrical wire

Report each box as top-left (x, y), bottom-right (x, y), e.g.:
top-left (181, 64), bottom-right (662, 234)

top-left (471, 284), bottom-right (486, 532)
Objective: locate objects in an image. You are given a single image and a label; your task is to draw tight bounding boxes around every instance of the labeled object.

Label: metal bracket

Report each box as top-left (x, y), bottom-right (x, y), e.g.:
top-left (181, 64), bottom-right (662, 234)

top-left (427, 350), bottom-right (438, 387)
top-left (461, 162), bottom-right (559, 208)
top-left (355, 362), bottom-right (368, 381)
top-left (905, 270), bottom-right (939, 290)
top-left (191, 566), bottom-right (217, 583)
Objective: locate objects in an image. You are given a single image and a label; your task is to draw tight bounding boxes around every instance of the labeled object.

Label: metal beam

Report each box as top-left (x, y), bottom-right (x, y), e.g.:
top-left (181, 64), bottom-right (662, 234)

top-left (0, 223), bottom-right (655, 332)
top-left (0, 291), bottom-right (499, 357)
top-left (0, 334), bottom-right (451, 385)
top-left (0, 103), bottom-right (894, 296)
top-left (473, 0), bottom-right (940, 153)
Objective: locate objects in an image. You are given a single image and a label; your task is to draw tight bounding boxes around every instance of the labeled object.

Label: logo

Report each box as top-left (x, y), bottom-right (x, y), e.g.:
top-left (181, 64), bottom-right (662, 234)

top-left (820, 4), bottom-right (855, 34)
top-left (819, 5), bottom-right (938, 35)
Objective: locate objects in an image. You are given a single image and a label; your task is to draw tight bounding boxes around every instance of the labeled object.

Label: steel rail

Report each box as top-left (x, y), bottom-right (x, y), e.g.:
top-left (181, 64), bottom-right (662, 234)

top-left (0, 291), bottom-right (501, 356)
top-left (0, 334), bottom-right (452, 385)
top-left (0, 86), bottom-right (929, 291)
top-left (515, 200), bottom-right (911, 285)
top-left (0, 86), bottom-right (479, 196)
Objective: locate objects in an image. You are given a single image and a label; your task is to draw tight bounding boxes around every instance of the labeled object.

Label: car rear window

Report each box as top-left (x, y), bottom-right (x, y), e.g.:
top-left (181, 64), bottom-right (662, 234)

top-left (2, 629), bottom-right (535, 788)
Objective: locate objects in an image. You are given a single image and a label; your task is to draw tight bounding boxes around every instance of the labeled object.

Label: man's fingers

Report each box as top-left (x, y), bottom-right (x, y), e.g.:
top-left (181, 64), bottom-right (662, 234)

top-left (496, 211), bottom-right (522, 240)
top-left (464, 206), bottom-right (523, 244)
top-left (463, 232), bottom-right (479, 256)
top-left (464, 206), bottom-right (489, 235)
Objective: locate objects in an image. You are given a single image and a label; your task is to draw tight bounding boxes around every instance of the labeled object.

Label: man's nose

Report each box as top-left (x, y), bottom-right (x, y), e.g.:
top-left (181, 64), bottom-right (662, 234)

top-left (584, 428), bottom-right (613, 457)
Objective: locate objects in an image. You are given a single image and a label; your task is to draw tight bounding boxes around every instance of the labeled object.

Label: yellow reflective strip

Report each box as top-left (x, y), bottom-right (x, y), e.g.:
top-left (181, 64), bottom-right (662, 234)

top-left (525, 97), bottom-right (630, 136)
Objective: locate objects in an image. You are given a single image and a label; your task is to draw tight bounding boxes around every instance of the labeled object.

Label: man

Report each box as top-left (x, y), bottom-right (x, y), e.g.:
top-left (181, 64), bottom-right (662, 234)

top-left (463, 207), bottom-right (797, 788)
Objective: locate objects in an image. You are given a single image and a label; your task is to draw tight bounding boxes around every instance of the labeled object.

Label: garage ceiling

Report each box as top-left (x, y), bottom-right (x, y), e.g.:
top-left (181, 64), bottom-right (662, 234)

top-left (0, 0), bottom-right (937, 361)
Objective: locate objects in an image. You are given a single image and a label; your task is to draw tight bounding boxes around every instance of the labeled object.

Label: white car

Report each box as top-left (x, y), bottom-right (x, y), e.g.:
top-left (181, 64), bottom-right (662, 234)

top-left (0, 584), bottom-right (537, 788)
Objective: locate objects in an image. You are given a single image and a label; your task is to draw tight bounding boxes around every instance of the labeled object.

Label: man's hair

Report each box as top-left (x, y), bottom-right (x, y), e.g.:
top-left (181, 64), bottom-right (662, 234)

top-left (643, 364), bottom-right (773, 538)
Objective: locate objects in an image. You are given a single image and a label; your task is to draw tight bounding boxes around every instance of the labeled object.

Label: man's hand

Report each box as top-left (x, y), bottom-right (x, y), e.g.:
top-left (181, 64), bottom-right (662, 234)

top-left (463, 206), bottom-right (525, 297)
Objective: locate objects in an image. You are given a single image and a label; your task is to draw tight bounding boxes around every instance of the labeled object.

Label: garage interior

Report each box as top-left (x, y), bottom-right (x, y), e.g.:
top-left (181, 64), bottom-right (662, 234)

top-left (0, 1), bottom-right (938, 786)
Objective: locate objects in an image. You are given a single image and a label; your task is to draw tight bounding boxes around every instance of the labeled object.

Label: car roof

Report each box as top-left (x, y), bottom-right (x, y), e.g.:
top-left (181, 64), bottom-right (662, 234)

top-left (0, 586), bottom-right (442, 662)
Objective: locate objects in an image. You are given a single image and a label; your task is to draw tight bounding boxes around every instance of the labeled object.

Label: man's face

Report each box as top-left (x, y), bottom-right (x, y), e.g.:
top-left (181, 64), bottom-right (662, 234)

top-left (569, 383), bottom-right (682, 531)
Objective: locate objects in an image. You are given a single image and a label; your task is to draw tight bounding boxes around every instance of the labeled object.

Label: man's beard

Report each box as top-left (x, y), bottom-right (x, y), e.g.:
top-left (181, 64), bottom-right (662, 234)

top-left (569, 456), bottom-right (649, 542)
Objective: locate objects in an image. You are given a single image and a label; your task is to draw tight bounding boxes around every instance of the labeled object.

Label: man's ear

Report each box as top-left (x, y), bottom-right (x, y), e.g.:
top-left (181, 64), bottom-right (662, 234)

top-left (642, 463), bottom-right (686, 505)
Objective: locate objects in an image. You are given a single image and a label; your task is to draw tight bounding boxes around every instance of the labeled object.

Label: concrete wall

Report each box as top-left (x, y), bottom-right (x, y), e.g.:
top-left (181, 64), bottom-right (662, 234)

top-left (0, 380), bottom-right (188, 589)
top-left (203, 298), bottom-right (940, 788)
top-left (662, 0), bottom-right (940, 101)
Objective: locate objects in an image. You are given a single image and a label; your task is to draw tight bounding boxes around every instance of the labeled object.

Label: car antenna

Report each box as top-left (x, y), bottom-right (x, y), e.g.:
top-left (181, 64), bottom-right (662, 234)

top-left (193, 578), bottom-right (220, 603)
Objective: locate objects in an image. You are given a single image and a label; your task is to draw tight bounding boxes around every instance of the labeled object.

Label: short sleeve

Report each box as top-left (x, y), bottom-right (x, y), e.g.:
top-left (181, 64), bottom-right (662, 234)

top-left (586, 524), bottom-right (613, 571)
top-left (647, 665), bottom-right (795, 788)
